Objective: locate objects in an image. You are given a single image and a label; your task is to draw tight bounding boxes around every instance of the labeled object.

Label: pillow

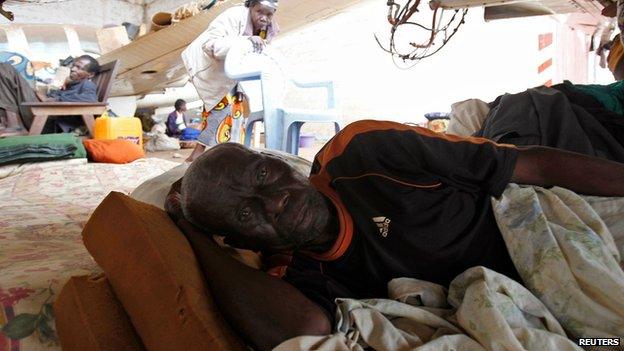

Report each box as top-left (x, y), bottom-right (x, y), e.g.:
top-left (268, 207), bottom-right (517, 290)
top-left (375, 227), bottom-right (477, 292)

top-left (446, 99), bottom-right (491, 137)
top-left (83, 139), bottom-right (145, 164)
top-left (131, 163), bottom-right (189, 209)
top-left (82, 192), bottom-right (246, 351)
top-left (54, 274), bottom-right (146, 351)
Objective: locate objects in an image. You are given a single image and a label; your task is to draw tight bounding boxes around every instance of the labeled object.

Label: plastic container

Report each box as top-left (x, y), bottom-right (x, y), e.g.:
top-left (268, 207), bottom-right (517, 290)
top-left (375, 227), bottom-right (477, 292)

top-left (94, 113), bottom-right (143, 147)
top-left (151, 12), bottom-right (172, 32)
top-left (299, 134), bottom-right (315, 148)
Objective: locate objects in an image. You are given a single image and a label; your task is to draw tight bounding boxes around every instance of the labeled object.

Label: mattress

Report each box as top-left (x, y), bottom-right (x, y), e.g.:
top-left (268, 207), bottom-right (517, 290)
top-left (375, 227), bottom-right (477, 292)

top-left (0, 157), bottom-right (178, 351)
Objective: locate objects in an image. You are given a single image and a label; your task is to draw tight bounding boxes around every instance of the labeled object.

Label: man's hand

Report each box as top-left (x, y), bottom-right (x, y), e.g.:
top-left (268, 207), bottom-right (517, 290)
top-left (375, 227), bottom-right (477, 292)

top-left (60, 77), bottom-right (71, 90)
top-left (35, 90), bottom-right (56, 102)
top-left (248, 36), bottom-right (266, 53)
top-left (165, 178), bottom-right (185, 222)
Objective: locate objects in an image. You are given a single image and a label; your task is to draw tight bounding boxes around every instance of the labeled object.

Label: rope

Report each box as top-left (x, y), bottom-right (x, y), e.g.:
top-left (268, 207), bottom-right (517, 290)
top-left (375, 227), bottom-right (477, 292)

top-left (376, 0), bottom-right (468, 67)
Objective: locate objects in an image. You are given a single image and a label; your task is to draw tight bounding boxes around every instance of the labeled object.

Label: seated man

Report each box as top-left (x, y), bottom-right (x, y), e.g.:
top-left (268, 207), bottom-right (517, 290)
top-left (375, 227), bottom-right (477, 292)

top-left (166, 120), bottom-right (624, 351)
top-left (0, 54), bottom-right (99, 134)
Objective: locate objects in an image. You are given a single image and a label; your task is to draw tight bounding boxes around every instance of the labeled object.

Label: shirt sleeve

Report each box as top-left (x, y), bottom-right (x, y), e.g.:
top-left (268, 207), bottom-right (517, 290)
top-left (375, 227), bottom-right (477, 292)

top-left (315, 120), bottom-right (518, 197)
top-left (54, 80), bottom-right (98, 102)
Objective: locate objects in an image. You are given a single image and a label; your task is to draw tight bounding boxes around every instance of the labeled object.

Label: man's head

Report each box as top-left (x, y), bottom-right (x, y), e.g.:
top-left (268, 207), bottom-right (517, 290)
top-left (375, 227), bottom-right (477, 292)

top-left (175, 99), bottom-right (187, 112)
top-left (245, 0), bottom-right (277, 33)
top-left (180, 143), bottom-right (333, 253)
top-left (69, 55), bottom-right (100, 83)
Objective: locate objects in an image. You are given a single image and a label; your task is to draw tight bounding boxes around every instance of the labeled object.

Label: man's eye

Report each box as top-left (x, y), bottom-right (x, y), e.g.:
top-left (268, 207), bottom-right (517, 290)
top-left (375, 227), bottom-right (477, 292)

top-left (257, 167), bottom-right (268, 182)
top-left (238, 207), bottom-right (252, 221)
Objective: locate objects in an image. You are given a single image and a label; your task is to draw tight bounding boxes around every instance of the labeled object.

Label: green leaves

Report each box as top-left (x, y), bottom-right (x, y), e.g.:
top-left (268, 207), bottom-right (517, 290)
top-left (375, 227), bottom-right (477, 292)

top-left (1, 303), bottom-right (57, 342)
top-left (1, 313), bottom-right (38, 340)
top-left (43, 303), bottom-right (54, 320)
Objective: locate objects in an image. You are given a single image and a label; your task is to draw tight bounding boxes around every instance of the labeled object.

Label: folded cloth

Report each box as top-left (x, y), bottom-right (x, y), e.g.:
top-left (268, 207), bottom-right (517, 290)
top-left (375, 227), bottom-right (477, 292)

top-left (564, 80), bottom-right (624, 116)
top-left (446, 98), bottom-right (490, 136)
top-left (0, 133), bottom-right (86, 165)
top-left (179, 127), bottom-right (201, 141)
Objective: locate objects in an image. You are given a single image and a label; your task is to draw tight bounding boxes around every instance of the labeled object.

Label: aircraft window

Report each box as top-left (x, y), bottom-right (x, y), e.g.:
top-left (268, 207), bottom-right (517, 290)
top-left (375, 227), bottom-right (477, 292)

top-left (23, 25), bottom-right (70, 62)
top-left (76, 25), bottom-right (100, 56)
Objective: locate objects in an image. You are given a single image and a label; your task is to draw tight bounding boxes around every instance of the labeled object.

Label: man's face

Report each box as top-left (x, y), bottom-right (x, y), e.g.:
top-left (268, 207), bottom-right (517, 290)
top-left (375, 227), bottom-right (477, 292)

top-left (69, 58), bottom-right (94, 82)
top-left (180, 103), bottom-right (187, 112)
top-left (185, 145), bottom-right (331, 253)
top-left (250, 3), bottom-right (276, 32)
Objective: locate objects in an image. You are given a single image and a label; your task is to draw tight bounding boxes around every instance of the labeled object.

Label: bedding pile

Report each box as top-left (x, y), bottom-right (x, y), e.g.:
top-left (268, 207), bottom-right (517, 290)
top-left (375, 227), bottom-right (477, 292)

top-left (475, 87), bottom-right (624, 163)
top-left (275, 185), bottom-right (624, 351)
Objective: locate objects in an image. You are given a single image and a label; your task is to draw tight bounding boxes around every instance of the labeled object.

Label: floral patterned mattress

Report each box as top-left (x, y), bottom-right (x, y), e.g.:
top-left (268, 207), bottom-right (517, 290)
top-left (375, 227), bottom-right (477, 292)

top-left (0, 158), bottom-right (178, 351)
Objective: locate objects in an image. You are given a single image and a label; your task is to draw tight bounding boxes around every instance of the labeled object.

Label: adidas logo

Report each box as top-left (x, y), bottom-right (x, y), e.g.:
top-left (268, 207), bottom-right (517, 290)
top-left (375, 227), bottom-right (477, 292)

top-left (372, 216), bottom-right (391, 237)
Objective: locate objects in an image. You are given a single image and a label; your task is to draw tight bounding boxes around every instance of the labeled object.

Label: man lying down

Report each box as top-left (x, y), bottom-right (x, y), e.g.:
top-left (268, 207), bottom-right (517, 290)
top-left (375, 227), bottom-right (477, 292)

top-left (165, 120), bottom-right (624, 350)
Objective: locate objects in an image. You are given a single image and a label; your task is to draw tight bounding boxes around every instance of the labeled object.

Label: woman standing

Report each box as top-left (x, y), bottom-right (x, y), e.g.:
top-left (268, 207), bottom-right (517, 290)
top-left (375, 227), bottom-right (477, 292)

top-left (182, 0), bottom-right (279, 162)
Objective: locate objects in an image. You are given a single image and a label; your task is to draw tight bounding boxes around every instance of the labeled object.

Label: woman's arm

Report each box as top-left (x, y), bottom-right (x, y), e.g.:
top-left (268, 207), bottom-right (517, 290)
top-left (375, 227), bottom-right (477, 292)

top-left (511, 146), bottom-right (624, 196)
top-left (178, 220), bottom-right (331, 351)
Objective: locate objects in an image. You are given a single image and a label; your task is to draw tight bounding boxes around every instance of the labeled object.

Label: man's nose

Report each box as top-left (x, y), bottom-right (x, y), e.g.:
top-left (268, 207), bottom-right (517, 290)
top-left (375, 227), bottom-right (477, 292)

top-left (262, 191), bottom-right (289, 222)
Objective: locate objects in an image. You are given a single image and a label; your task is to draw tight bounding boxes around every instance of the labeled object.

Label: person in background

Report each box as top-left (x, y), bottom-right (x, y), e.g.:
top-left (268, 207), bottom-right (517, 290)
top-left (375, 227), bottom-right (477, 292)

top-left (166, 99), bottom-right (188, 137)
top-left (181, 0), bottom-right (279, 162)
top-left (0, 54), bottom-right (100, 135)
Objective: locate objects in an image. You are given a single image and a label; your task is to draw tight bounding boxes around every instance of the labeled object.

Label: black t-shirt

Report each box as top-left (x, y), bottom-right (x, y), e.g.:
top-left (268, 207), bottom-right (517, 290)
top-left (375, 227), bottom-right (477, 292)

top-left (281, 120), bottom-right (521, 315)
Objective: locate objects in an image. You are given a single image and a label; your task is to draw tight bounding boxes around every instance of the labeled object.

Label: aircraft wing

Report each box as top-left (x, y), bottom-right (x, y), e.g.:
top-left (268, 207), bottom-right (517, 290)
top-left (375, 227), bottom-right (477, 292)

top-left (98, 0), bottom-right (361, 97)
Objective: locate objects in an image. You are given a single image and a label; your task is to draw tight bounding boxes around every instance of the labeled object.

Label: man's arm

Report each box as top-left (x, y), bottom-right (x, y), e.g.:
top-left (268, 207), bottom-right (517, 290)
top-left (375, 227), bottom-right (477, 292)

top-left (35, 90), bottom-right (56, 102)
top-left (511, 146), bottom-right (624, 196)
top-left (177, 220), bottom-right (331, 351)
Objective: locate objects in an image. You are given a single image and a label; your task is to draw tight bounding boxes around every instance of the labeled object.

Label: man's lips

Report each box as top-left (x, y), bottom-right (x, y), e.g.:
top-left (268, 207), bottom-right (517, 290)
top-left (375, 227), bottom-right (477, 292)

top-left (223, 235), bottom-right (258, 251)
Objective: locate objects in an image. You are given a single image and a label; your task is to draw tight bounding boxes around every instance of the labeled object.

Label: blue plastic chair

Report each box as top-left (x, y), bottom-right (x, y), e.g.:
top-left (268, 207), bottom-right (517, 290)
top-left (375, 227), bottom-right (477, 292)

top-left (224, 41), bottom-right (342, 154)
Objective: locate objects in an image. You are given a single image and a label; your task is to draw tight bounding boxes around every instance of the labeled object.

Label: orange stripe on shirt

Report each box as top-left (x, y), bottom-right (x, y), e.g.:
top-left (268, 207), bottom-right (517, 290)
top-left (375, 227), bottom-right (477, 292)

top-left (309, 120), bottom-right (514, 262)
top-left (307, 174), bottom-right (355, 261)
top-left (333, 173), bottom-right (442, 189)
top-left (314, 120), bottom-right (512, 170)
